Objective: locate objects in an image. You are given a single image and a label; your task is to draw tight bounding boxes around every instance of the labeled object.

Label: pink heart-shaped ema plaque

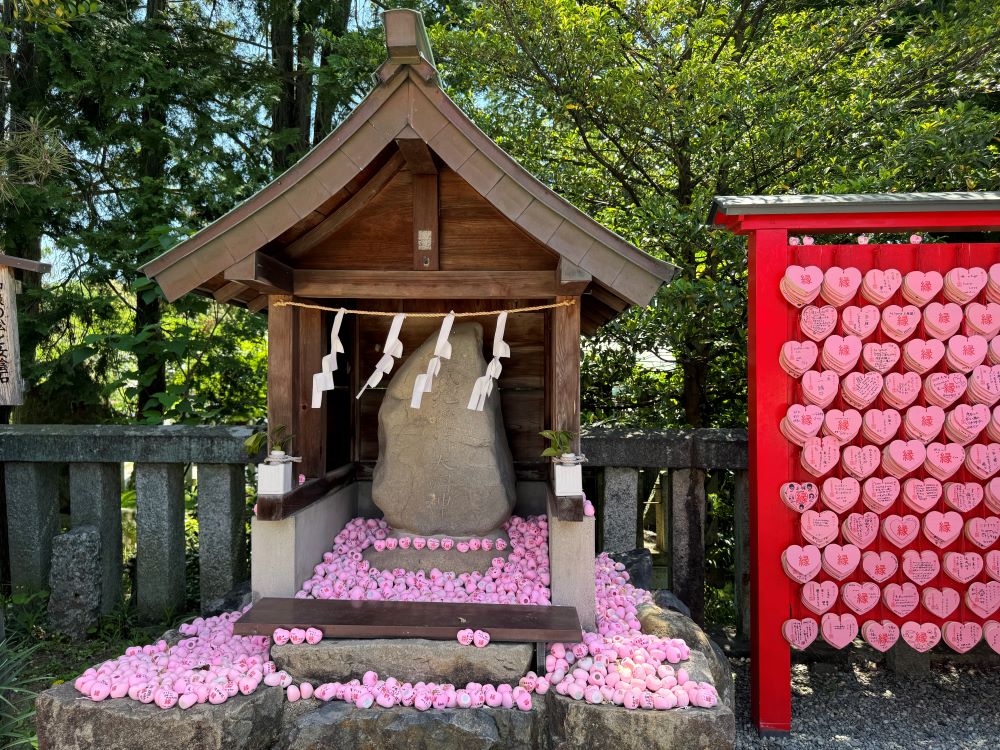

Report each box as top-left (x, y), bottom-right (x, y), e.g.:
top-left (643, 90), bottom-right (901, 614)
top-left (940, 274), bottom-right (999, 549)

top-left (902, 271), bottom-right (943, 307)
top-left (863, 476), bottom-right (900, 514)
top-left (862, 550), bottom-right (898, 583)
top-left (842, 511), bottom-right (879, 548)
top-left (944, 266), bottom-right (987, 303)
top-left (782, 618), bottom-right (819, 650)
top-left (946, 335), bottom-right (988, 373)
top-left (821, 476), bottom-right (861, 514)
top-left (801, 580), bottom-right (839, 615)
top-left (942, 551), bottom-right (983, 584)
top-left (862, 620), bottom-right (900, 653)
top-left (884, 514), bottom-right (921, 548)
top-left (781, 340), bottom-right (819, 378)
top-left (943, 621), bottom-right (982, 654)
top-left (784, 403), bottom-right (824, 439)
top-left (800, 436), bottom-right (840, 477)
top-left (923, 510), bottom-right (963, 548)
top-left (988, 550), bottom-right (1000, 582)
top-left (862, 342), bottom-right (901, 374)
top-left (823, 409), bottom-right (862, 445)
top-left (901, 477), bottom-right (942, 514)
top-left (986, 622), bottom-right (1000, 656)
top-left (883, 439), bottom-right (926, 478)
top-left (965, 516), bottom-right (1000, 549)
top-left (821, 543), bottom-right (861, 580)
top-left (842, 581), bottom-right (880, 615)
top-left (902, 339), bottom-right (945, 373)
top-left (901, 549), bottom-right (940, 585)
top-left (780, 482), bottom-right (819, 513)
top-left (966, 581), bottom-right (1000, 618)
top-left (883, 582), bottom-right (920, 617)
top-left (862, 409), bottom-right (901, 446)
top-left (800, 305), bottom-right (838, 342)
top-left (924, 372), bottom-right (967, 408)
top-left (988, 478), bottom-right (1000, 514)
top-left (921, 586), bottom-right (960, 619)
top-left (782, 544), bottom-right (822, 583)
top-left (923, 302), bottom-right (963, 340)
top-left (821, 335), bottom-right (863, 374)
top-left (861, 268), bottom-right (902, 306)
top-left (881, 304), bottom-right (921, 341)
top-left (925, 442), bottom-right (965, 481)
top-left (801, 370), bottom-right (840, 408)
top-left (842, 444), bottom-right (880, 480)
top-left (841, 372), bottom-right (883, 410)
top-left (965, 443), bottom-right (1000, 481)
top-left (821, 267), bottom-right (862, 306)
top-left (781, 266), bottom-right (823, 307)
top-left (883, 372), bottom-right (921, 409)
top-left (841, 304), bottom-right (879, 338)
top-left (943, 482), bottom-right (983, 513)
top-left (821, 612), bottom-right (859, 649)
top-left (965, 302), bottom-right (1000, 339)
top-left (801, 509), bottom-right (840, 547)
top-left (902, 405), bottom-right (945, 444)
top-left (901, 621), bottom-right (941, 653)
top-left (969, 365), bottom-right (1000, 406)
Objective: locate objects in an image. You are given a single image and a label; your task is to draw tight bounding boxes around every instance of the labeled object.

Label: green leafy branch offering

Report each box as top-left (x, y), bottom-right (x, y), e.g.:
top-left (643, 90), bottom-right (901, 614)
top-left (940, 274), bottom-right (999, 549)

top-left (539, 429), bottom-right (574, 458)
top-left (244, 424), bottom-right (294, 456)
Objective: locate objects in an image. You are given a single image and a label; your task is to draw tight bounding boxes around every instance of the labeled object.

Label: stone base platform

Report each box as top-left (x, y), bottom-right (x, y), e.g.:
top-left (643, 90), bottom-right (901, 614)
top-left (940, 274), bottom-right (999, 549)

top-left (363, 530), bottom-right (510, 575)
top-left (272, 638), bottom-right (535, 686)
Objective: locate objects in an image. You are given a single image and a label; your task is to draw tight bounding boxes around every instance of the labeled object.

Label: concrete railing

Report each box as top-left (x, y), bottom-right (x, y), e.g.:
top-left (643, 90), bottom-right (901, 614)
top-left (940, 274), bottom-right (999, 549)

top-left (0, 425), bottom-right (255, 621)
top-left (582, 428), bottom-right (749, 628)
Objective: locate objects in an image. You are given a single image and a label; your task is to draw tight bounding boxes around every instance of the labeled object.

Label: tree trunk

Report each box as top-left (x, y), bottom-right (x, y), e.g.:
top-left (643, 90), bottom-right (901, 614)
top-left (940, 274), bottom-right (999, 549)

top-left (312, 0), bottom-right (351, 143)
top-left (269, 0), bottom-right (297, 170)
top-left (680, 355), bottom-right (706, 428)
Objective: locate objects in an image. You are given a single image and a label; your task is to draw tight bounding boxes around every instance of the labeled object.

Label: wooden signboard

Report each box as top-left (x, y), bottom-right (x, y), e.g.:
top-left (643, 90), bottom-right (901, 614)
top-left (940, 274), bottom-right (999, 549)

top-left (0, 255), bottom-right (50, 406)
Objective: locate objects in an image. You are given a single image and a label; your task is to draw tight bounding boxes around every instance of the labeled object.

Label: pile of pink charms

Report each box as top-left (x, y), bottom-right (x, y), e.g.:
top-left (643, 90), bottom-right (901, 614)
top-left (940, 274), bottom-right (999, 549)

top-left (73, 514), bottom-right (719, 714)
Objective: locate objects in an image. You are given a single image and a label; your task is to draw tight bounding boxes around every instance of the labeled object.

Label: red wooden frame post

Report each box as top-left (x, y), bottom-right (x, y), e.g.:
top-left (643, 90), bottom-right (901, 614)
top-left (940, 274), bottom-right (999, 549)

top-left (748, 228), bottom-right (793, 733)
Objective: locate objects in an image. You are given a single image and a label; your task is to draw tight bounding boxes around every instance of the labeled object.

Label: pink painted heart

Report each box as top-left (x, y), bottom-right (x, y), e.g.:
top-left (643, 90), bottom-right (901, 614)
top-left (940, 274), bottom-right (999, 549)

top-left (801, 580), bottom-right (839, 615)
top-left (842, 511), bottom-right (879, 548)
top-left (822, 267), bottom-right (862, 306)
top-left (842, 444), bottom-right (880, 480)
top-left (863, 476), bottom-right (900, 514)
top-left (781, 340), bottom-right (818, 377)
top-left (842, 304), bottom-right (879, 338)
top-left (943, 482), bottom-right (983, 513)
top-left (801, 370), bottom-right (840, 407)
top-left (782, 618), bottom-right (819, 650)
top-left (841, 372), bottom-right (883, 409)
top-left (842, 581), bottom-right (880, 615)
top-left (922, 586), bottom-right (960, 618)
top-left (824, 409), bottom-right (862, 444)
top-left (924, 372), bottom-right (967, 407)
top-left (965, 443), bottom-right (1000, 480)
top-left (884, 439), bottom-right (926, 477)
top-left (969, 365), bottom-right (1000, 404)
top-left (862, 409), bottom-right (901, 446)
top-left (966, 302), bottom-right (1000, 339)
top-left (987, 550), bottom-right (1000, 582)
top-left (923, 302), bottom-right (963, 340)
top-left (986, 621), bottom-right (1000, 655)
top-left (883, 582), bottom-right (920, 617)
top-left (902, 271), bottom-right (943, 306)
top-left (942, 551), bottom-right (983, 584)
top-left (800, 305), bottom-right (838, 341)
top-left (881, 304), bottom-right (921, 341)
top-left (862, 550), bottom-right (898, 583)
top-left (988, 478), bottom-right (1000, 514)
top-left (862, 342), bottom-right (900, 374)
top-left (800, 436), bottom-right (840, 477)
top-left (822, 543), bottom-right (861, 580)
top-left (862, 620), bottom-right (900, 652)
top-left (782, 266), bottom-right (823, 307)
top-left (947, 335), bottom-right (988, 372)
top-left (883, 372), bottom-right (921, 408)
top-left (821, 612), bottom-right (858, 649)
top-left (925, 442), bottom-right (965, 480)
top-left (902, 339), bottom-right (945, 373)
top-left (822, 335), bottom-right (863, 373)
top-left (862, 268), bottom-right (902, 306)
top-left (942, 621), bottom-right (982, 654)
top-left (784, 403), bottom-right (824, 439)
top-left (901, 477), bottom-right (942, 514)
top-left (801, 510), bottom-right (840, 547)
top-left (780, 482), bottom-right (819, 513)
top-left (900, 621), bottom-right (941, 653)
top-left (901, 549), bottom-right (940, 585)
top-left (782, 544), bottom-right (822, 583)
top-left (966, 581), bottom-right (1000, 618)
top-left (923, 510), bottom-right (963, 548)
top-left (944, 266), bottom-right (987, 302)
top-left (883, 514), bottom-right (920, 548)
top-left (903, 405), bottom-right (944, 443)
top-left (965, 516), bottom-right (1000, 549)
top-left (821, 476), bottom-right (860, 514)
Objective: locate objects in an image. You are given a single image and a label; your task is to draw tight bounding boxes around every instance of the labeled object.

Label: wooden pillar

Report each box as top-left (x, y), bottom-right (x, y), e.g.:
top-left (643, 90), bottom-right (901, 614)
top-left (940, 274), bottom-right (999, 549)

top-left (748, 228), bottom-right (793, 733)
top-left (268, 295), bottom-right (299, 454)
top-left (547, 296), bottom-right (595, 629)
top-left (297, 307), bottom-right (327, 478)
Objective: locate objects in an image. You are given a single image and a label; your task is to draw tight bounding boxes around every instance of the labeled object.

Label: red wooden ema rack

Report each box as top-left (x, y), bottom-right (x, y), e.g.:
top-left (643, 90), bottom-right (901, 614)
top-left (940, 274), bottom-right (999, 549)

top-left (233, 598), bottom-right (583, 643)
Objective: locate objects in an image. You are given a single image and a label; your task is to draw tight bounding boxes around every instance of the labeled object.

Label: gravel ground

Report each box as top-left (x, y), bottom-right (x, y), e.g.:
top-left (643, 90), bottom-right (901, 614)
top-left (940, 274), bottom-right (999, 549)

top-left (732, 655), bottom-right (1000, 749)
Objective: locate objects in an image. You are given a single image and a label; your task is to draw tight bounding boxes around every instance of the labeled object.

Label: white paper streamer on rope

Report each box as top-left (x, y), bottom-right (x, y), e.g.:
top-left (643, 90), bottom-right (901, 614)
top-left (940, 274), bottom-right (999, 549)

top-left (411, 312), bottom-right (455, 409)
top-left (311, 308), bottom-right (346, 408)
top-left (467, 311), bottom-right (510, 411)
top-left (356, 313), bottom-right (406, 399)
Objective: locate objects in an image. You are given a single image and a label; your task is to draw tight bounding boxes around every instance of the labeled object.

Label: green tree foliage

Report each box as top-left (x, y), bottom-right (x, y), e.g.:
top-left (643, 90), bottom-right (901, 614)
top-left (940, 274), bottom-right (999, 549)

top-left (437, 0), bottom-right (1000, 429)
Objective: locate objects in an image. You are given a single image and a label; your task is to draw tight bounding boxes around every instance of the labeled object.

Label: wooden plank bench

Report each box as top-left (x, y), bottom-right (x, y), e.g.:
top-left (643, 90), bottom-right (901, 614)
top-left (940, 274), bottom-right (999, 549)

top-left (233, 598), bottom-right (582, 645)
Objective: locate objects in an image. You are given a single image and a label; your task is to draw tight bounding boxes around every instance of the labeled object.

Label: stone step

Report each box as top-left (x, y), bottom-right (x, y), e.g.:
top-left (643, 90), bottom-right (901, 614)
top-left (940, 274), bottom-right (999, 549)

top-left (271, 638), bottom-right (535, 686)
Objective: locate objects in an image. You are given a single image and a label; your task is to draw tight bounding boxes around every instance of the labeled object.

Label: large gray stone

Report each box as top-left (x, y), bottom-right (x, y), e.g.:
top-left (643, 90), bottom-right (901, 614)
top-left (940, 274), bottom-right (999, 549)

top-left (652, 588), bottom-right (691, 618)
top-left (69, 463), bottom-right (122, 614)
top-left (5, 461), bottom-right (59, 593)
top-left (602, 467), bottom-right (639, 554)
top-left (272, 638), bottom-right (534, 686)
top-left (35, 681), bottom-right (284, 750)
top-left (372, 323), bottom-right (516, 537)
top-left (546, 693), bottom-right (734, 750)
top-left (610, 548), bottom-right (652, 591)
top-left (277, 700), bottom-right (546, 750)
top-left (134, 463), bottom-right (186, 622)
top-left (202, 580), bottom-right (251, 617)
top-left (197, 463), bottom-right (248, 610)
top-left (48, 526), bottom-right (102, 640)
top-left (638, 603), bottom-right (734, 710)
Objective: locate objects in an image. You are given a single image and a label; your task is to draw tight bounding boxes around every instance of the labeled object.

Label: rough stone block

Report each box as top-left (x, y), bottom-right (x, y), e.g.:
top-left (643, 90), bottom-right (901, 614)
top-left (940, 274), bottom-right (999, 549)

top-left (134, 463), bottom-right (186, 622)
top-left (277, 699), bottom-right (546, 750)
top-left (5, 461), bottom-right (60, 593)
top-left (546, 693), bottom-right (735, 750)
top-left (670, 468), bottom-right (706, 623)
top-left (272, 638), bottom-right (534, 687)
top-left (885, 641), bottom-right (931, 676)
top-left (197, 463), bottom-right (247, 610)
top-left (610, 548), bottom-right (652, 592)
top-left (602, 467), bottom-right (639, 554)
top-left (69, 462), bottom-right (122, 614)
top-left (48, 526), bottom-right (102, 640)
top-left (652, 588), bottom-right (691, 618)
top-left (35, 682), bottom-right (284, 750)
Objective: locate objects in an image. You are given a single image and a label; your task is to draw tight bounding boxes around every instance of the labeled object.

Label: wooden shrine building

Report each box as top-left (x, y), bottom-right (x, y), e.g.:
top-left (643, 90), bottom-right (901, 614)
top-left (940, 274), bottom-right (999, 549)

top-left (142, 9), bottom-right (675, 630)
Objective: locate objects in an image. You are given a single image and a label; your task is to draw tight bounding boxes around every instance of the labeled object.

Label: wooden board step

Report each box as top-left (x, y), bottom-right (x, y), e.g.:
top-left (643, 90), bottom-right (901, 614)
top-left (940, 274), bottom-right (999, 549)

top-left (233, 598), bottom-right (582, 643)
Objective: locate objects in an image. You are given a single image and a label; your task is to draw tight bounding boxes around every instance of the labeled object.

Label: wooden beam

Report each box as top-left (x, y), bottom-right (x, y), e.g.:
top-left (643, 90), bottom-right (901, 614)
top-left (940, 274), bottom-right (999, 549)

top-left (225, 252), bottom-right (293, 293)
top-left (412, 173), bottom-right (439, 270)
top-left (558, 258), bottom-right (592, 295)
top-left (396, 137), bottom-right (437, 174)
top-left (255, 463), bottom-right (355, 521)
top-left (588, 284), bottom-right (629, 313)
top-left (213, 281), bottom-right (246, 303)
top-left (549, 295), bottom-right (581, 451)
top-left (547, 481), bottom-right (584, 522)
top-left (267, 295), bottom-right (299, 452)
top-left (247, 295), bottom-right (269, 313)
top-left (0, 255), bottom-right (50, 274)
top-left (284, 151), bottom-right (405, 260)
top-left (294, 270), bottom-right (566, 298)
top-left (296, 306), bottom-right (327, 479)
